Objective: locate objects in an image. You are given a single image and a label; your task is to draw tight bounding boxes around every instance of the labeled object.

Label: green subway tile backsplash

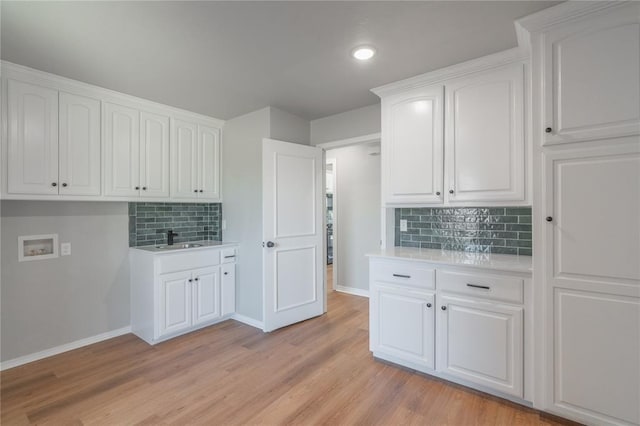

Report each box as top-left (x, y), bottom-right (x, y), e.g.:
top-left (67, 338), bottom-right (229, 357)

top-left (129, 202), bottom-right (221, 247)
top-left (395, 207), bottom-right (532, 256)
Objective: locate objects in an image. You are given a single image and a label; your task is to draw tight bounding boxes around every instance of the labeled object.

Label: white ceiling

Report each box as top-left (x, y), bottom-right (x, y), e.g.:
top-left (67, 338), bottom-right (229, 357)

top-left (1, 1), bottom-right (558, 121)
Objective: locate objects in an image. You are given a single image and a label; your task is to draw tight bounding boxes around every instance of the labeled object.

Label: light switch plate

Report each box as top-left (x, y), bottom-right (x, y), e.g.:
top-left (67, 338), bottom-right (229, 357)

top-left (400, 219), bottom-right (408, 232)
top-left (60, 242), bottom-right (71, 256)
top-left (221, 220), bottom-right (227, 230)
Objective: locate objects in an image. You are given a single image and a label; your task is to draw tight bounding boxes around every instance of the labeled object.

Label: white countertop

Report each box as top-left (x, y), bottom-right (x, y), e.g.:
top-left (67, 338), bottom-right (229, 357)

top-left (367, 247), bottom-right (532, 274)
top-left (132, 240), bottom-right (238, 254)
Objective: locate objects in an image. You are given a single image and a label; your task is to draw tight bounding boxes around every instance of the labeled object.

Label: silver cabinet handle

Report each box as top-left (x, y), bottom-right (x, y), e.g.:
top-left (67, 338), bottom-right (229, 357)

top-left (392, 274), bottom-right (411, 279)
top-left (224, 255), bottom-right (236, 259)
top-left (467, 283), bottom-right (490, 290)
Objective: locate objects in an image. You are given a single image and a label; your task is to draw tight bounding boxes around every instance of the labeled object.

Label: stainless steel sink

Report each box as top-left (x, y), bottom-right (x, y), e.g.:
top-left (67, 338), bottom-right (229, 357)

top-left (154, 243), bottom-right (203, 250)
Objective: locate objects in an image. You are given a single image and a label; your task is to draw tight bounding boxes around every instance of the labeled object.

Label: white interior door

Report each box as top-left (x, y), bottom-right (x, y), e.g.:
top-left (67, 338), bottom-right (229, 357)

top-left (263, 138), bottom-right (324, 332)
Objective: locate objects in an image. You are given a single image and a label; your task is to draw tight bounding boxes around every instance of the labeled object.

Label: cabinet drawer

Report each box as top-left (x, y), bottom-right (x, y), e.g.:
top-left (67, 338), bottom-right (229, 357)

top-left (437, 269), bottom-right (523, 304)
top-left (221, 247), bottom-right (237, 263)
top-left (158, 250), bottom-right (220, 274)
top-left (371, 260), bottom-right (435, 289)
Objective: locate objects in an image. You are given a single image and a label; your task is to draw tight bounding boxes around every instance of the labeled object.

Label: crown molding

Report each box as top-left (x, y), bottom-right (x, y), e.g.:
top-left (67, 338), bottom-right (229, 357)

top-left (371, 47), bottom-right (527, 98)
top-left (515, 1), bottom-right (632, 35)
top-left (0, 60), bottom-right (226, 128)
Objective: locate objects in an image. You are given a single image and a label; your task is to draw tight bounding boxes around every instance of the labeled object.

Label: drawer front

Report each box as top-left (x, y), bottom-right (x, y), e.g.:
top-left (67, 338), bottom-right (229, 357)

top-left (159, 249), bottom-right (220, 274)
top-left (221, 247), bottom-right (237, 263)
top-left (437, 269), bottom-right (523, 304)
top-left (371, 259), bottom-right (435, 289)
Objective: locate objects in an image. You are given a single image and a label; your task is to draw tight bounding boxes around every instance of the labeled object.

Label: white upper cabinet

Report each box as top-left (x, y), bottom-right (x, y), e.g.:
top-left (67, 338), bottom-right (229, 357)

top-left (104, 102), bottom-right (140, 197)
top-left (140, 111), bottom-right (170, 198)
top-left (374, 51), bottom-right (529, 207)
top-left (7, 79), bottom-right (59, 195)
top-left (445, 64), bottom-right (525, 203)
top-left (6, 80), bottom-right (101, 196)
top-left (542, 7), bottom-right (640, 144)
top-left (2, 62), bottom-right (224, 201)
top-left (104, 103), bottom-right (171, 199)
top-left (198, 124), bottom-right (221, 200)
top-left (59, 92), bottom-right (101, 196)
top-left (381, 85), bottom-right (444, 205)
top-left (171, 119), bottom-right (221, 201)
top-left (171, 119), bottom-right (198, 199)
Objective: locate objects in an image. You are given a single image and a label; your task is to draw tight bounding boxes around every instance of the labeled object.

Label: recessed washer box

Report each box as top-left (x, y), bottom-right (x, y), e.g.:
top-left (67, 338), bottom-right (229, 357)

top-left (18, 234), bottom-right (59, 262)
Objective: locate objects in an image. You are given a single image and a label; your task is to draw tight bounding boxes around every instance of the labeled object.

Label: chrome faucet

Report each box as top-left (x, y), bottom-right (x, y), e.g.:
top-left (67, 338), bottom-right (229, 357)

top-left (167, 230), bottom-right (179, 245)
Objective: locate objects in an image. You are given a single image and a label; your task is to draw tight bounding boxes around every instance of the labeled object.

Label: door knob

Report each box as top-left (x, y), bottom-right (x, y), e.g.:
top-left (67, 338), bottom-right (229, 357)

top-left (51, 182), bottom-right (57, 187)
top-left (135, 186), bottom-right (140, 190)
top-left (449, 189), bottom-right (454, 194)
top-left (142, 187), bottom-right (147, 191)
top-left (436, 191), bottom-right (441, 196)
top-left (266, 241), bottom-right (275, 248)
top-left (62, 183), bottom-right (68, 187)
top-left (545, 127), bottom-right (552, 133)
top-left (426, 303), bottom-right (432, 308)
top-left (441, 306), bottom-right (447, 311)
top-left (546, 216), bottom-right (553, 222)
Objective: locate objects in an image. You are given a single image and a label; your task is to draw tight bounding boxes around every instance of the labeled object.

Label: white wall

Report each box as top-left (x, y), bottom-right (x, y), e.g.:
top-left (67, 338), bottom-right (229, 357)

top-left (326, 144), bottom-right (381, 292)
top-left (270, 107), bottom-right (310, 145)
top-left (222, 107), bottom-right (271, 323)
top-left (311, 103), bottom-right (380, 145)
top-left (0, 201), bottom-right (130, 362)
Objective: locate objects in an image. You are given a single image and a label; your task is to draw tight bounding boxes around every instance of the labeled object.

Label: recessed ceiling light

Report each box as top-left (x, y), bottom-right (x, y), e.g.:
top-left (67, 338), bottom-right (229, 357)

top-left (352, 46), bottom-right (376, 61)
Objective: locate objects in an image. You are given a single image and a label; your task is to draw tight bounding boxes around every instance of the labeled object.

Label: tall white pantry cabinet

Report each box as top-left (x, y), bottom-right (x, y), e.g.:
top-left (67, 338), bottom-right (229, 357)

top-left (519, 2), bottom-right (640, 425)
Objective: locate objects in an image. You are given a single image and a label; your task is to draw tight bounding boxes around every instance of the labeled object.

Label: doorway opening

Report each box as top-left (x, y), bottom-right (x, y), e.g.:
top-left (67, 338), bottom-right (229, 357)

top-left (323, 139), bottom-right (381, 302)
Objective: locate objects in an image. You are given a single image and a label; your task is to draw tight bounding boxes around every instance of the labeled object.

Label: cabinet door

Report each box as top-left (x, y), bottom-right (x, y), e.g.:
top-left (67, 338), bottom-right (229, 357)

top-left (158, 271), bottom-right (192, 338)
top-left (552, 289), bottom-right (639, 425)
top-left (437, 294), bottom-right (523, 398)
top-left (58, 92), bottom-right (101, 195)
top-left (221, 263), bottom-right (236, 316)
top-left (7, 79), bottom-right (59, 195)
top-left (543, 144), bottom-right (640, 424)
top-left (445, 64), bottom-right (525, 203)
top-left (170, 119), bottom-right (198, 199)
top-left (192, 266), bottom-right (220, 325)
top-left (104, 102), bottom-right (140, 197)
top-left (544, 145), bottom-right (640, 291)
top-left (543, 6), bottom-right (640, 144)
top-left (371, 282), bottom-right (435, 369)
top-left (381, 85), bottom-right (444, 205)
top-left (198, 124), bottom-right (221, 200)
top-left (140, 111), bottom-right (169, 198)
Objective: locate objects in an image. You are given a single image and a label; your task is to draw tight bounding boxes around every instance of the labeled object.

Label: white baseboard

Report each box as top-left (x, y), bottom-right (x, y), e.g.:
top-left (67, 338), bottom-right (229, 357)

top-left (0, 326), bottom-right (132, 371)
top-left (334, 285), bottom-right (370, 298)
top-left (231, 313), bottom-right (265, 331)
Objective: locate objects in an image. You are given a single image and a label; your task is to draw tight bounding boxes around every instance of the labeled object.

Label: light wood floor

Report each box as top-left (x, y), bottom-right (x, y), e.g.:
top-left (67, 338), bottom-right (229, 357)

top-left (1, 290), bottom-right (573, 425)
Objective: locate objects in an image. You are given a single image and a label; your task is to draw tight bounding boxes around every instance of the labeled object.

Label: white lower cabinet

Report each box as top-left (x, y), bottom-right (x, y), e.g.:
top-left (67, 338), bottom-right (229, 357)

top-left (131, 246), bottom-right (237, 344)
top-left (436, 295), bottom-right (523, 398)
top-left (371, 282), bottom-right (435, 369)
top-left (369, 256), bottom-right (530, 403)
top-left (158, 270), bottom-right (193, 337)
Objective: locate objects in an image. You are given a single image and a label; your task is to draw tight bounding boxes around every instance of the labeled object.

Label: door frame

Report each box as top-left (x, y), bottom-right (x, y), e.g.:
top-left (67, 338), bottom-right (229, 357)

top-left (317, 133), bottom-right (386, 300)
top-left (326, 157), bottom-right (338, 293)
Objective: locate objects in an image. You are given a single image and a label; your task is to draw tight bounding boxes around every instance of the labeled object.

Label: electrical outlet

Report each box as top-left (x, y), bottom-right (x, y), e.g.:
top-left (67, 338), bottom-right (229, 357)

top-left (400, 219), bottom-right (408, 232)
top-left (61, 242), bottom-right (71, 256)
